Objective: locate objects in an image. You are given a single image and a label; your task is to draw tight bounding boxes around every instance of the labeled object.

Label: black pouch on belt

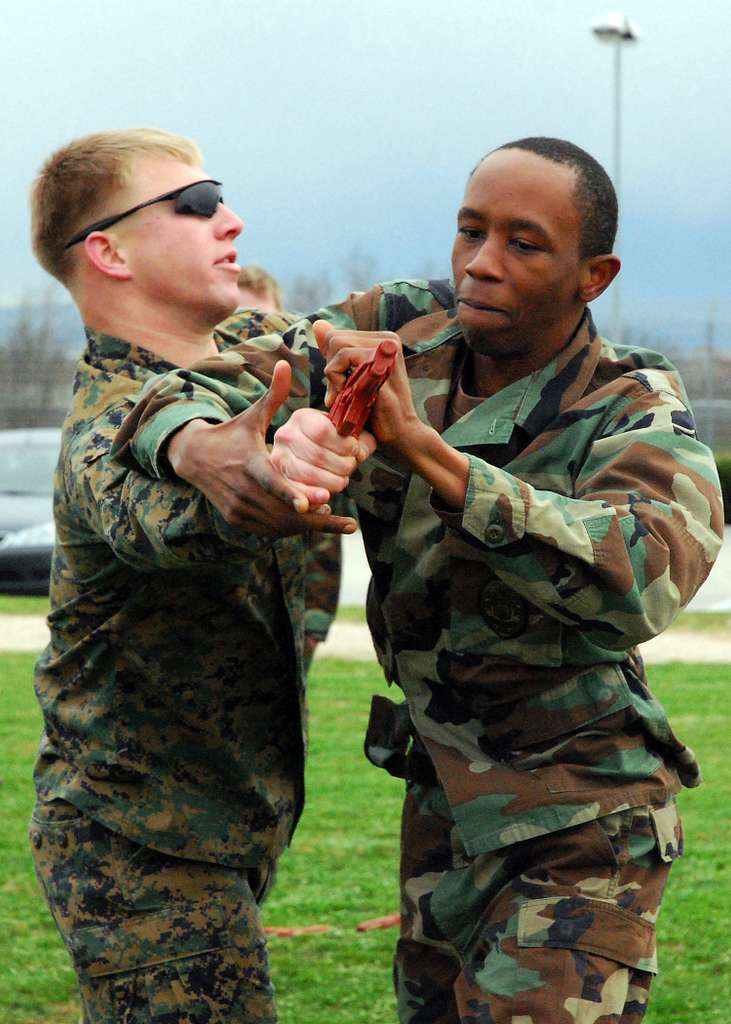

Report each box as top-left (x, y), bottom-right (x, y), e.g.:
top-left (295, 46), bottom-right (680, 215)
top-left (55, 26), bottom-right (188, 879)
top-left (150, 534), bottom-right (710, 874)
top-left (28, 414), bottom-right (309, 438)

top-left (364, 695), bottom-right (437, 784)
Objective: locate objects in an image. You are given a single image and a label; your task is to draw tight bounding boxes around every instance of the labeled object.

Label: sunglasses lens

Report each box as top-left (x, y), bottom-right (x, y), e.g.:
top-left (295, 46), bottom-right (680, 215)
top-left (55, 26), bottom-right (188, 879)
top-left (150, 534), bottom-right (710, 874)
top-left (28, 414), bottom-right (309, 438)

top-left (174, 181), bottom-right (223, 217)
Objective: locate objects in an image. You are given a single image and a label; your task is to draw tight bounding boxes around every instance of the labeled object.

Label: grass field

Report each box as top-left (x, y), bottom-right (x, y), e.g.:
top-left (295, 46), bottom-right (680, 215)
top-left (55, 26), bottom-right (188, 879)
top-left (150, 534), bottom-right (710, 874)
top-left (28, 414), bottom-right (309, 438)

top-left (0, 596), bottom-right (50, 615)
top-left (1, 652), bottom-right (729, 1023)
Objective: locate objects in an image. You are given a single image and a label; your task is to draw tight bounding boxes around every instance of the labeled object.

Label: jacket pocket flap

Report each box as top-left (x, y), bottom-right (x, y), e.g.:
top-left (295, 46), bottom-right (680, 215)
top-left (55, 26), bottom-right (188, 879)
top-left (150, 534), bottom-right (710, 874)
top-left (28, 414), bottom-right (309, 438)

top-left (70, 900), bottom-right (233, 977)
top-left (517, 895), bottom-right (656, 972)
top-left (364, 694), bottom-right (412, 776)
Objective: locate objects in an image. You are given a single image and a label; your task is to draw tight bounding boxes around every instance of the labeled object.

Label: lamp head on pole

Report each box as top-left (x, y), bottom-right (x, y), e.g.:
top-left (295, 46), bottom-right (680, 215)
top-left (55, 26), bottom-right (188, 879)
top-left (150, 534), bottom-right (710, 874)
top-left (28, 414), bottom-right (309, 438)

top-left (591, 13), bottom-right (641, 42)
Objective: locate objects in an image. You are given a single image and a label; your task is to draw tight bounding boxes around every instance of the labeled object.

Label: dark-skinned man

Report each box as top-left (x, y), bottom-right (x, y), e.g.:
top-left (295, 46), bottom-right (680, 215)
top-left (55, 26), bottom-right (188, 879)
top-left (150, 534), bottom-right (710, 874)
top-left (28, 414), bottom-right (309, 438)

top-left (116, 138), bottom-right (723, 1023)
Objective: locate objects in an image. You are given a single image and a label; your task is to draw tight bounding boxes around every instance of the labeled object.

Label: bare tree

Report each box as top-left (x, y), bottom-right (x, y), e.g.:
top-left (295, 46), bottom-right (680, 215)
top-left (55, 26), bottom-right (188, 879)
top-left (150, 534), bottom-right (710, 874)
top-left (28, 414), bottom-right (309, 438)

top-left (284, 270), bottom-right (335, 315)
top-left (0, 293), bottom-right (76, 428)
top-left (342, 246), bottom-right (380, 292)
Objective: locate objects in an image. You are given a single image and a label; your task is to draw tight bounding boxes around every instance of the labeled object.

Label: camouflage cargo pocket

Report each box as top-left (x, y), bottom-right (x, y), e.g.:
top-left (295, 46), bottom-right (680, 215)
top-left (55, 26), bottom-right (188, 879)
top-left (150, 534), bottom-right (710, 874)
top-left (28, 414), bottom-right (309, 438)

top-left (71, 898), bottom-right (276, 1023)
top-left (516, 894), bottom-right (657, 973)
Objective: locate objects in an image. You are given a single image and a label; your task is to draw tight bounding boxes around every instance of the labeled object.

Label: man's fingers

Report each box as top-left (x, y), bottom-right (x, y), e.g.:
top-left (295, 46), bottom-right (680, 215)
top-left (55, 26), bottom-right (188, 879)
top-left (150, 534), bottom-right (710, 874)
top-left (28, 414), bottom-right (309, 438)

top-left (230, 507), bottom-right (358, 537)
top-left (357, 429), bottom-right (377, 462)
top-left (323, 347), bottom-right (369, 408)
top-left (278, 453), bottom-right (352, 494)
top-left (325, 348), bottom-right (366, 378)
top-left (262, 468), bottom-right (331, 512)
top-left (294, 512), bottom-right (358, 534)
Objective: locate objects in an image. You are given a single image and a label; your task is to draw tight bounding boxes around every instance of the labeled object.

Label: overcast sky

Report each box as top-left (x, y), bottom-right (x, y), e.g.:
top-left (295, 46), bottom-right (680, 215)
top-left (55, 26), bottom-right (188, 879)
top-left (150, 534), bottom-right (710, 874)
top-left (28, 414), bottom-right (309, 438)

top-left (4, 0), bottom-right (730, 346)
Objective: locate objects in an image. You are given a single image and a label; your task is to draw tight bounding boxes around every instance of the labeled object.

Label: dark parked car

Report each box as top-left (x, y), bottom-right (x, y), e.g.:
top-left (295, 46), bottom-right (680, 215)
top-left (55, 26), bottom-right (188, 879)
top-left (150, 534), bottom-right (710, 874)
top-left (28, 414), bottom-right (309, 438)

top-left (0, 428), bottom-right (61, 595)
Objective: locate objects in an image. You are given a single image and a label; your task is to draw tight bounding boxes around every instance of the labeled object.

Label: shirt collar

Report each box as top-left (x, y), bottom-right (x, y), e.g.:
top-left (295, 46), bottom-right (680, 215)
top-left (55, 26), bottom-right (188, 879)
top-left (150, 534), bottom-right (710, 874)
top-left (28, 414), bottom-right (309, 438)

top-left (434, 310), bottom-right (603, 446)
top-left (512, 309), bottom-right (601, 438)
top-left (83, 326), bottom-right (179, 381)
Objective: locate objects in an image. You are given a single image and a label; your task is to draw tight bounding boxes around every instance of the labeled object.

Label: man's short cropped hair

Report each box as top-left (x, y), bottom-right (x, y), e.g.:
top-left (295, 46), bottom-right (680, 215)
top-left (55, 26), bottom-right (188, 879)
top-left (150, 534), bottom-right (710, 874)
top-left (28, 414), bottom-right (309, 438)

top-left (237, 264), bottom-right (284, 311)
top-left (483, 137), bottom-right (618, 258)
top-left (31, 128), bottom-right (202, 285)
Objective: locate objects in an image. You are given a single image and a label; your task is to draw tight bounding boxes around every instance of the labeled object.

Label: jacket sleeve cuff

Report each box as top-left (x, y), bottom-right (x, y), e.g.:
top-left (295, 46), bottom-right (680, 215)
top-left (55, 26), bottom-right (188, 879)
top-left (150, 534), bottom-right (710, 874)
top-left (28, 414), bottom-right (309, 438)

top-left (303, 608), bottom-right (335, 641)
top-left (136, 403), bottom-right (230, 478)
top-left (432, 453), bottom-right (528, 547)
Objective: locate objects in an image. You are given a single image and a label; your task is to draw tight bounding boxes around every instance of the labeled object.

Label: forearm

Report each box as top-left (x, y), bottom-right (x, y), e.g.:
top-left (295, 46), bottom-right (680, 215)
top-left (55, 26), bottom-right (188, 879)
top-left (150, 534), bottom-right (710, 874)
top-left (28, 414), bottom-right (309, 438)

top-left (396, 427), bottom-right (697, 645)
top-left (389, 421), bottom-right (470, 509)
top-left (113, 281), bottom-right (449, 482)
top-left (167, 418), bottom-right (219, 485)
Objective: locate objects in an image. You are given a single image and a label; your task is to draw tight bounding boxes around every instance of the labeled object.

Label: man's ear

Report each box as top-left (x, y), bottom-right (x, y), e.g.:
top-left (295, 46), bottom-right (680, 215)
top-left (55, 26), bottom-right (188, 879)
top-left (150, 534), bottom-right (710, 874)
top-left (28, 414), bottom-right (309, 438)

top-left (578, 253), bottom-right (621, 303)
top-left (83, 231), bottom-right (133, 281)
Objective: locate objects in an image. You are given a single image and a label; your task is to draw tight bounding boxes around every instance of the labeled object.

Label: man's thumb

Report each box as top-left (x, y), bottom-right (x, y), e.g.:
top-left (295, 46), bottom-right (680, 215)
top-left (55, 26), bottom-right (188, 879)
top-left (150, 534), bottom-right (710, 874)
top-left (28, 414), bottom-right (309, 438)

top-left (258, 359), bottom-right (292, 430)
top-left (312, 319), bottom-right (333, 357)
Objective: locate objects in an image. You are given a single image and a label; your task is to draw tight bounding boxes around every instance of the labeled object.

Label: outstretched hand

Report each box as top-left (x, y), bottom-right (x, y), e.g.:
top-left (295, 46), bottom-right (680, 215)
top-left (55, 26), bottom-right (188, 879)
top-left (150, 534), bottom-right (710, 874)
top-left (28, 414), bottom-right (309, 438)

top-left (167, 360), bottom-right (359, 537)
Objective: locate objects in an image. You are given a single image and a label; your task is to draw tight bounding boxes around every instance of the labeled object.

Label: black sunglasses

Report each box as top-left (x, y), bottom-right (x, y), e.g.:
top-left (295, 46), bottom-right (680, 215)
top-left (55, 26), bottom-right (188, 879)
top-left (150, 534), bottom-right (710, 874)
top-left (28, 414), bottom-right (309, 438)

top-left (64, 179), bottom-right (224, 249)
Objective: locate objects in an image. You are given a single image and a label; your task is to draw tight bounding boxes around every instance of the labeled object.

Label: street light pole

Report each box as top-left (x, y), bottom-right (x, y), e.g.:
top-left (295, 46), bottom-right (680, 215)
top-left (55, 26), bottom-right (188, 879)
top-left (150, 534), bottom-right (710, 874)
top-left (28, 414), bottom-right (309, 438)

top-left (612, 38), bottom-right (621, 208)
top-left (591, 13), bottom-right (640, 343)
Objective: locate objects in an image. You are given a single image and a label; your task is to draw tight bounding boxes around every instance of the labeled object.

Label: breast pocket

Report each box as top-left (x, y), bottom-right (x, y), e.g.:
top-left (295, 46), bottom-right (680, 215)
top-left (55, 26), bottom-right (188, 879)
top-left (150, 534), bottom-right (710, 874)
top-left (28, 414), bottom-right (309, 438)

top-left (448, 550), bottom-right (563, 666)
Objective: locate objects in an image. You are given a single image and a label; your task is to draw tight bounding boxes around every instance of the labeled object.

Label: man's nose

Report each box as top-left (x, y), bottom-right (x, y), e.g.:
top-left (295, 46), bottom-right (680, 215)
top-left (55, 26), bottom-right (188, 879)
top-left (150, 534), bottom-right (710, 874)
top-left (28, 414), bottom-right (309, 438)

top-left (216, 204), bottom-right (244, 239)
top-left (465, 235), bottom-right (502, 280)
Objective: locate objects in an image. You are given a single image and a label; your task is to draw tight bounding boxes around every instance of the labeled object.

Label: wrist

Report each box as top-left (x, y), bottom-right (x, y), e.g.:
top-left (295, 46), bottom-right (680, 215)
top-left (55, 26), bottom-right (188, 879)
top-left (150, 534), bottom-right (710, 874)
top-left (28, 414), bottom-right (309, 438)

top-left (384, 415), bottom-right (430, 459)
top-left (395, 424), bottom-right (469, 508)
top-left (167, 419), bottom-right (211, 483)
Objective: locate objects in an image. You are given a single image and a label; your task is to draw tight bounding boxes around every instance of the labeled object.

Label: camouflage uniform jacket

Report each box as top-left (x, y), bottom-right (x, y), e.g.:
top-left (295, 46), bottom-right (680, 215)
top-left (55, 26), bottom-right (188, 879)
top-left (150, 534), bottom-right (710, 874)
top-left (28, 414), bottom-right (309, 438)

top-left (33, 326), bottom-right (308, 870)
top-left (119, 280), bottom-right (724, 857)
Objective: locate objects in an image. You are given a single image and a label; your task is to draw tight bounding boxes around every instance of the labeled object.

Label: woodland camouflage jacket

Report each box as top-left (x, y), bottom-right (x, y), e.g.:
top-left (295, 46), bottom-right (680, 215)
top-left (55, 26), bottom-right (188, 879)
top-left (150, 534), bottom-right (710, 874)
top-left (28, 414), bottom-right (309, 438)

top-left (34, 327), bottom-right (309, 869)
top-left (116, 280), bottom-right (724, 856)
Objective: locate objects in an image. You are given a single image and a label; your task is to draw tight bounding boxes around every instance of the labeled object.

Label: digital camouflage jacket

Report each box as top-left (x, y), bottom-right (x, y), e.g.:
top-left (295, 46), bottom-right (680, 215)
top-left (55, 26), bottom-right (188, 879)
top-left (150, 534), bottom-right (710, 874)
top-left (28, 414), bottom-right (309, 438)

top-left (34, 326), bottom-right (310, 870)
top-left (116, 280), bottom-right (724, 857)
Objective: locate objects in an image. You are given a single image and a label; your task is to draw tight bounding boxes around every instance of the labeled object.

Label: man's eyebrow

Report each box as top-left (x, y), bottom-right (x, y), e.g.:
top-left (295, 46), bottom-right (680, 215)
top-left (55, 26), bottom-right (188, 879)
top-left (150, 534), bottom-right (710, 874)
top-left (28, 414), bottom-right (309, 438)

top-left (457, 206), bottom-right (485, 221)
top-left (457, 209), bottom-right (552, 242)
top-left (508, 218), bottom-right (551, 241)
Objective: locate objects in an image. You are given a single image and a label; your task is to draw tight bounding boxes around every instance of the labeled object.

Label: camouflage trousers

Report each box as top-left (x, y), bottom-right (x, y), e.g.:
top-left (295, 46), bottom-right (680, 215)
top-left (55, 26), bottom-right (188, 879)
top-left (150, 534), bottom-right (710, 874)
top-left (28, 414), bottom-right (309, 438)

top-left (396, 781), bottom-right (681, 1024)
top-left (29, 797), bottom-right (278, 1023)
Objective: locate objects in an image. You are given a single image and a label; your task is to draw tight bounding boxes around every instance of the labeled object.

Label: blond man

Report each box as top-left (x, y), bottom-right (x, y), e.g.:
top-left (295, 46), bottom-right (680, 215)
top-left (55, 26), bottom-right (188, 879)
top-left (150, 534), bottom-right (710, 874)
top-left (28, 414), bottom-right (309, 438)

top-left (236, 264), bottom-right (285, 313)
top-left (28, 128), bottom-right (358, 1024)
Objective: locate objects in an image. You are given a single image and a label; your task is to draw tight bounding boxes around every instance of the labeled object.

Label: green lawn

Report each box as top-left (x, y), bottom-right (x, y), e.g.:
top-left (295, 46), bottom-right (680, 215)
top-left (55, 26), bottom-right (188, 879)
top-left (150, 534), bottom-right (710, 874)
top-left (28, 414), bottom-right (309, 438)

top-left (0, 595), bottom-right (50, 615)
top-left (1, 654), bottom-right (729, 1022)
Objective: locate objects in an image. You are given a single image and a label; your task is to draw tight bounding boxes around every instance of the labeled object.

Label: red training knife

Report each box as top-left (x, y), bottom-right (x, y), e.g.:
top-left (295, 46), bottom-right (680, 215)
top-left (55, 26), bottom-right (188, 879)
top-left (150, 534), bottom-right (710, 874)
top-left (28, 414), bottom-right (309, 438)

top-left (328, 339), bottom-right (398, 437)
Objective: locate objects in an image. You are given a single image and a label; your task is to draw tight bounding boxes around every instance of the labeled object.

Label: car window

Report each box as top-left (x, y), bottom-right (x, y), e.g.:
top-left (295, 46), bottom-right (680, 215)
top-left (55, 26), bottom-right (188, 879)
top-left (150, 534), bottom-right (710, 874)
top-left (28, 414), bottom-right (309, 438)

top-left (0, 443), bottom-right (59, 496)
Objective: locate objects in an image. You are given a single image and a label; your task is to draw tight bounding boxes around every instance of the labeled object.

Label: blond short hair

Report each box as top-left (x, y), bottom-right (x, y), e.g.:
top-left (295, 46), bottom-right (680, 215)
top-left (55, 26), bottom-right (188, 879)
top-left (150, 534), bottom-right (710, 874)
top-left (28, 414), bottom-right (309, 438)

top-left (31, 128), bottom-right (202, 284)
top-left (237, 264), bottom-right (284, 311)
